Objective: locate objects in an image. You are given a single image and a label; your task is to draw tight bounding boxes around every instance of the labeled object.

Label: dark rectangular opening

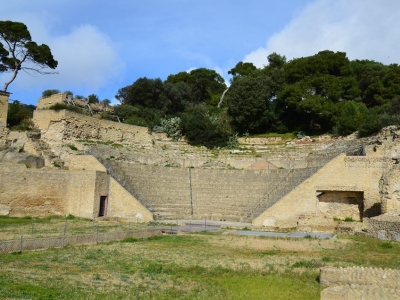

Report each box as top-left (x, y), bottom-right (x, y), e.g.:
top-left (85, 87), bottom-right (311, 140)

top-left (99, 196), bottom-right (107, 217)
top-left (317, 191), bottom-right (364, 220)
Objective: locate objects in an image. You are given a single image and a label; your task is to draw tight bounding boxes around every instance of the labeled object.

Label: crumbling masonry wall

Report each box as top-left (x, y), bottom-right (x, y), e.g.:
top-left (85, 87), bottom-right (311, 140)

top-left (36, 93), bottom-right (65, 109)
top-left (0, 91), bottom-right (9, 125)
top-left (33, 109), bottom-right (153, 146)
top-left (364, 215), bottom-right (400, 241)
top-left (0, 91), bottom-right (9, 145)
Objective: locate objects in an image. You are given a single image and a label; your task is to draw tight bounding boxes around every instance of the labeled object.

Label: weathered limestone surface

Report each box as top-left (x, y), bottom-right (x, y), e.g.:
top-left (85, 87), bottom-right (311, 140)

top-left (365, 125), bottom-right (400, 159)
top-left (108, 161), bottom-right (319, 222)
top-left (36, 93), bottom-right (65, 109)
top-left (320, 266), bottom-right (400, 288)
top-left (69, 155), bottom-right (106, 172)
top-left (0, 163), bottom-right (70, 217)
top-left (33, 109), bottom-right (153, 147)
top-left (108, 178), bottom-right (153, 222)
top-left (253, 154), bottom-right (388, 229)
top-left (364, 215), bottom-right (400, 241)
top-left (0, 162), bottom-right (109, 218)
top-left (37, 93), bottom-right (114, 113)
top-left (0, 155), bottom-right (153, 221)
top-left (0, 91), bottom-right (9, 125)
top-left (318, 191), bottom-right (363, 221)
top-left (379, 164), bottom-right (400, 214)
top-left (0, 126), bottom-right (8, 145)
top-left (321, 285), bottom-right (400, 300)
top-left (320, 266), bottom-right (400, 299)
top-left (66, 170), bottom-right (108, 219)
top-left (0, 91), bottom-right (9, 146)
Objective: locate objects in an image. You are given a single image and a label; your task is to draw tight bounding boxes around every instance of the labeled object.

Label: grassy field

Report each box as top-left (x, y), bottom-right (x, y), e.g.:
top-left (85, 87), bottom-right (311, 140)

top-left (1, 217), bottom-right (399, 299)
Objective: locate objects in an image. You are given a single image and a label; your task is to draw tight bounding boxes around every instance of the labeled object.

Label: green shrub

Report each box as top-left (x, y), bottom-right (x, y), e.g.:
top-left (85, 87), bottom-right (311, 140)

top-left (226, 132), bottom-right (239, 149)
top-left (112, 143), bottom-right (123, 148)
top-left (42, 89), bottom-right (60, 98)
top-left (48, 103), bottom-right (84, 114)
top-left (68, 144), bottom-right (78, 151)
top-left (380, 242), bottom-right (393, 249)
top-left (161, 117), bottom-right (182, 141)
top-left (181, 104), bottom-right (232, 148)
top-left (7, 101), bottom-right (34, 129)
top-left (66, 214), bottom-right (75, 220)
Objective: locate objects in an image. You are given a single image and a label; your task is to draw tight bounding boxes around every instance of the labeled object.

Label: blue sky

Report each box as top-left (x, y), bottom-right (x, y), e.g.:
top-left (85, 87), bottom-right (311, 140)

top-left (1, 0), bottom-right (399, 105)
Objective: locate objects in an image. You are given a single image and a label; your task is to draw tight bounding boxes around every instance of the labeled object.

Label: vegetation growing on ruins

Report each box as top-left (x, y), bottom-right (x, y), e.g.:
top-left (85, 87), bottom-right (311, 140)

top-left (6, 100), bottom-right (35, 130)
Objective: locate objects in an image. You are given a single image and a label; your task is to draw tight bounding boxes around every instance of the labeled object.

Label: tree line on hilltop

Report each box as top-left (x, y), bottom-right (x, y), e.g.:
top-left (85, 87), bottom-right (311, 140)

top-left (108, 50), bottom-right (400, 148)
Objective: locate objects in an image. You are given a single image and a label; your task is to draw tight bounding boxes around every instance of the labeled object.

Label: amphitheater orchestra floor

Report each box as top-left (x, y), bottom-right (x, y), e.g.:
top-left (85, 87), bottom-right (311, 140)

top-left (159, 220), bottom-right (334, 239)
top-left (234, 230), bottom-right (333, 239)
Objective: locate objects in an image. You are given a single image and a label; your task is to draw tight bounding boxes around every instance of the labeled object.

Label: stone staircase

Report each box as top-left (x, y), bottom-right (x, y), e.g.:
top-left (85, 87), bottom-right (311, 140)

top-left (88, 156), bottom-right (323, 222)
top-left (248, 166), bottom-right (322, 218)
top-left (85, 139), bottom-right (366, 222)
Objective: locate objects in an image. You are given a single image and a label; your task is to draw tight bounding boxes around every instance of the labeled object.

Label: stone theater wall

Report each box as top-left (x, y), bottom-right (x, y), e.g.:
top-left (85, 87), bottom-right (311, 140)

top-left (112, 161), bottom-right (305, 222)
top-left (0, 163), bottom-right (103, 218)
top-left (33, 109), bottom-right (153, 146)
top-left (253, 154), bottom-right (390, 229)
top-left (0, 157), bottom-right (153, 221)
top-left (36, 93), bottom-right (65, 110)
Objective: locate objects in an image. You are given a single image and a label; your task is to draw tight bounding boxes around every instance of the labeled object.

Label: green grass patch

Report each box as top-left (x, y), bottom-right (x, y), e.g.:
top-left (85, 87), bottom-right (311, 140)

top-left (249, 132), bottom-right (297, 140)
top-left (215, 274), bottom-right (320, 300)
top-left (292, 260), bottom-right (322, 269)
top-left (380, 242), bottom-right (393, 249)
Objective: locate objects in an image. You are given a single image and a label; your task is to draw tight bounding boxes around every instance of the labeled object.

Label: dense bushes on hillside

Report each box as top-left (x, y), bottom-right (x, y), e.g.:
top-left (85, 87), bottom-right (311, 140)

top-left (110, 52), bottom-right (400, 148)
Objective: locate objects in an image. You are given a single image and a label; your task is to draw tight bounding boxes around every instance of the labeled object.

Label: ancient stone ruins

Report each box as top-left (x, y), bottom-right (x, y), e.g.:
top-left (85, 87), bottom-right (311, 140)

top-left (1, 92), bottom-right (400, 298)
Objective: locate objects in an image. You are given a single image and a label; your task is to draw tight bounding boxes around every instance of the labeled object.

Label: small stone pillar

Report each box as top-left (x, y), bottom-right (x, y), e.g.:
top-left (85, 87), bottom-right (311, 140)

top-left (0, 90), bottom-right (10, 126)
top-left (0, 91), bottom-right (10, 146)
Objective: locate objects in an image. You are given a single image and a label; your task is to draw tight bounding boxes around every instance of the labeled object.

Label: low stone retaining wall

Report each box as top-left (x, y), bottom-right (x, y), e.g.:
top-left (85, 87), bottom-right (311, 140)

top-left (321, 284), bottom-right (400, 300)
top-left (365, 215), bottom-right (400, 241)
top-left (320, 266), bottom-right (400, 288)
top-left (320, 266), bottom-right (400, 299)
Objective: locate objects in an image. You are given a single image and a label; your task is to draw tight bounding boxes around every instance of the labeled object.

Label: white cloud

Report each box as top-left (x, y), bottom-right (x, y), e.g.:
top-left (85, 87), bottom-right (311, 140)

top-left (0, 14), bottom-right (124, 95)
top-left (244, 0), bottom-right (400, 67)
top-left (49, 24), bottom-right (124, 90)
